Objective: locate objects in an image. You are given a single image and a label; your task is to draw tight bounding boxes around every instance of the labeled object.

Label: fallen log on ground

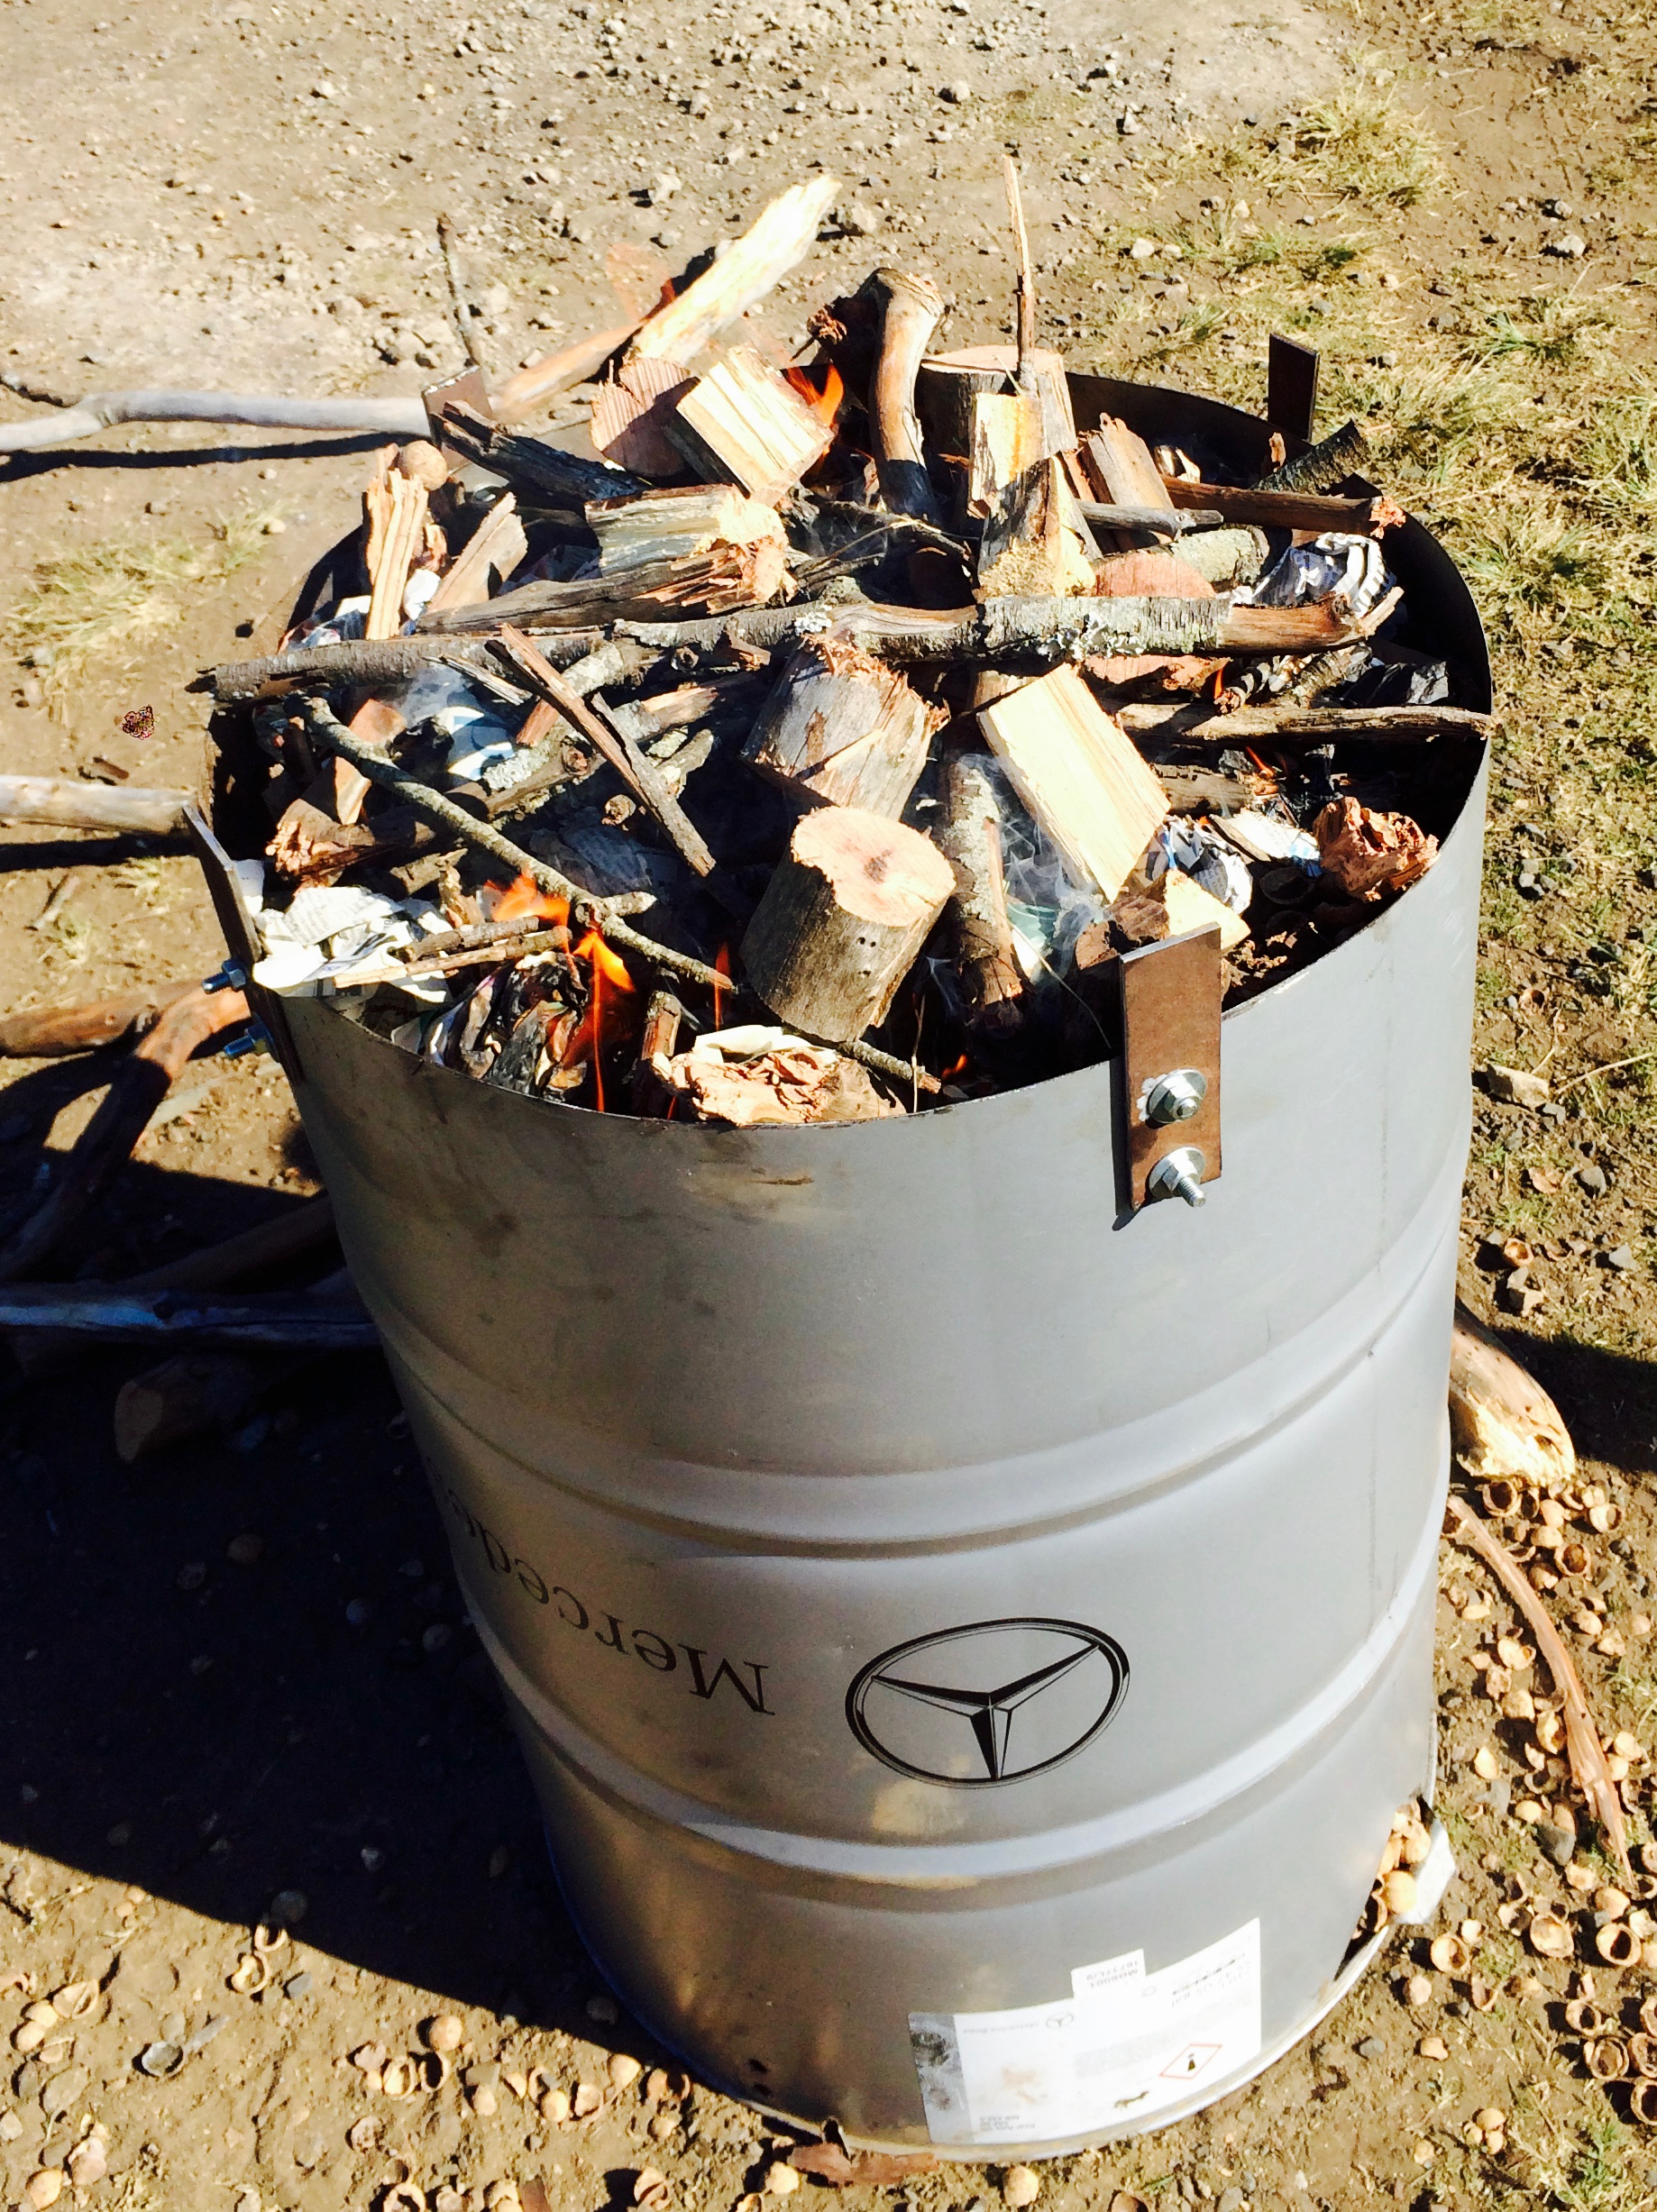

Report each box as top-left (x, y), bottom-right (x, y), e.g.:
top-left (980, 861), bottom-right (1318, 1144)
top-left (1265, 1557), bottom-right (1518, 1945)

top-left (0, 980), bottom-right (200, 1057)
top-left (0, 776), bottom-right (192, 835)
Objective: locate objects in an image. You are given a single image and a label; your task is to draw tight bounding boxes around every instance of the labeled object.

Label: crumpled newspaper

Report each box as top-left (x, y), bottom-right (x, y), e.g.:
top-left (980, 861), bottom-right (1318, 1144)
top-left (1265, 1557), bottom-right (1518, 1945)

top-left (1314, 797), bottom-right (1438, 901)
top-left (664, 1025), bottom-right (903, 1126)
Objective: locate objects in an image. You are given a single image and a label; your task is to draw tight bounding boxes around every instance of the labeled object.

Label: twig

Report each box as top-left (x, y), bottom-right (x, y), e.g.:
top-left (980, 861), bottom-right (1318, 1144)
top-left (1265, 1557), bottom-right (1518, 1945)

top-left (437, 212), bottom-right (490, 371)
top-left (1446, 1492), bottom-right (1633, 1882)
top-left (1002, 154), bottom-right (1037, 378)
top-left (1557, 1050), bottom-right (1657, 1094)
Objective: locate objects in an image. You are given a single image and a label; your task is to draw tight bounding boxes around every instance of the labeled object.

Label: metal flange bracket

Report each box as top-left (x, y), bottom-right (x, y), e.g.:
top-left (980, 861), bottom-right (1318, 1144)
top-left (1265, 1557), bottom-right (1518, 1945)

top-left (1116, 924), bottom-right (1223, 1213)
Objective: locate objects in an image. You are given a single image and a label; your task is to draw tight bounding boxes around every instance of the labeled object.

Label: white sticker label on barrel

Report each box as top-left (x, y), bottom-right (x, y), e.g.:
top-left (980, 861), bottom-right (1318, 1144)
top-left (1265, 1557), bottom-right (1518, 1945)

top-left (909, 1922), bottom-right (1260, 2145)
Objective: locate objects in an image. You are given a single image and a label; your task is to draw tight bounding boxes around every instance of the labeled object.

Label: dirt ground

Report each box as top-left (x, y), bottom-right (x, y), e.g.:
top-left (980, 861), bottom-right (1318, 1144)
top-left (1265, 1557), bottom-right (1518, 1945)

top-left (5, 0), bottom-right (1657, 2204)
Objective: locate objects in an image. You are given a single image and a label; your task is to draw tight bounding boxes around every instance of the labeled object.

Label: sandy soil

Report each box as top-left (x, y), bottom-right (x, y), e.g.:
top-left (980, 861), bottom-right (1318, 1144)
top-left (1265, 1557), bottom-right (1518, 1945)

top-left (5, 0), bottom-right (1657, 2206)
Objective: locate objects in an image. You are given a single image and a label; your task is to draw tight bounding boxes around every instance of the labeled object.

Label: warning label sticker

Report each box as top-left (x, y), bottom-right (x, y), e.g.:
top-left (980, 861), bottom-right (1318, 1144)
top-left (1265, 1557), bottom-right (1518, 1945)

top-left (909, 1922), bottom-right (1260, 2146)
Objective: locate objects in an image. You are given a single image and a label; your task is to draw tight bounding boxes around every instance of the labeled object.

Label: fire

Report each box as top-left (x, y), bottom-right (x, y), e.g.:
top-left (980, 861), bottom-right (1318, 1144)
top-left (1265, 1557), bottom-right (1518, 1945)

top-left (488, 873), bottom-right (570, 926)
top-left (712, 943), bottom-right (732, 1028)
top-left (783, 361), bottom-right (844, 426)
top-left (942, 1054), bottom-right (969, 1080)
top-left (566, 927), bottom-right (636, 1112)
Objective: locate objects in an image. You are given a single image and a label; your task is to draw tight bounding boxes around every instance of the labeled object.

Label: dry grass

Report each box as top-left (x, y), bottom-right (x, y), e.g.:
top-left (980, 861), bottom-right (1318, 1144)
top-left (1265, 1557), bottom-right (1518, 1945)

top-left (1285, 53), bottom-right (1444, 206)
top-left (3, 506), bottom-right (279, 706)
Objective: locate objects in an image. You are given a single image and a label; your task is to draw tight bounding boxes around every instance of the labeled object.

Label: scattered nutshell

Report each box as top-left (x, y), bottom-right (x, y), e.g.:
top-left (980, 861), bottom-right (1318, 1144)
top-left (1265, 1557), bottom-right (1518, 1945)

top-left (485, 2187), bottom-right (522, 2211)
top-left (50, 1980), bottom-right (97, 2021)
top-left (1469, 1973), bottom-right (1497, 2014)
top-left (1419, 2034), bottom-right (1449, 2061)
top-left (635, 2170), bottom-right (672, 2211)
top-left (1405, 1973), bottom-right (1433, 2006)
top-left (1430, 1934), bottom-right (1471, 1975)
top-left (1529, 1913), bottom-right (1573, 1958)
top-left (1411, 2141), bottom-right (1433, 2167)
top-left (736, 2198), bottom-right (764, 2212)
top-left (572, 2080), bottom-right (603, 2119)
top-left (351, 2041), bottom-right (389, 2075)
top-left (420, 2051), bottom-right (451, 2091)
top-left (1382, 1870), bottom-right (1417, 1915)
top-left (1597, 1923), bottom-right (1641, 1967)
top-left (425, 2015), bottom-right (464, 2053)
top-left (1475, 2105), bottom-right (1506, 2134)
top-left (649, 2111), bottom-right (678, 2142)
top-left (138, 2040), bottom-right (183, 2078)
top-left (383, 2189), bottom-right (426, 2212)
top-left (503, 2070), bottom-right (529, 2100)
top-left (1614, 1732), bottom-right (1646, 1761)
top-left (1586, 2034), bottom-right (1630, 2080)
top-left (645, 2067), bottom-right (690, 2103)
top-left (230, 1953), bottom-right (270, 1996)
top-left (1629, 2034), bottom-right (1657, 2079)
top-left (1471, 1747), bottom-right (1500, 1781)
top-left (540, 2088), bottom-right (572, 2126)
top-left (67, 2136), bottom-right (107, 2186)
top-left (13, 2020), bottom-right (46, 2054)
top-left (1109, 2197), bottom-right (1149, 2212)
top-left (764, 2163), bottom-right (802, 2197)
top-left (23, 2173), bottom-right (62, 2210)
top-left (609, 2052), bottom-right (644, 2090)
top-left (1597, 1887), bottom-right (1631, 1920)
top-left (1003, 2167), bottom-right (1041, 2208)
top-left (253, 1923), bottom-right (290, 1955)
top-left (346, 2116), bottom-right (380, 2151)
top-left (1565, 1998), bottom-right (1606, 2034)
top-left (471, 2085), bottom-right (499, 2116)
top-left (380, 2054), bottom-right (421, 2099)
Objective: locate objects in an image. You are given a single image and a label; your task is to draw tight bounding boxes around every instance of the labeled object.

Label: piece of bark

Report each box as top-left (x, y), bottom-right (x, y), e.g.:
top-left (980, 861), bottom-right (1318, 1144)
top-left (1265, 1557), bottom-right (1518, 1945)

top-left (1081, 419), bottom-right (1177, 513)
top-left (490, 316), bottom-right (647, 424)
top-left (1161, 477), bottom-right (1404, 534)
top-left (1258, 416), bottom-right (1368, 494)
top-left (0, 775), bottom-right (191, 835)
top-left (627, 174), bottom-right (841, 366)
top-left (969, 388), bottom-right (1044, 515)
top-left (629, 990), bottom-right (684, 1114)
top-left (977, 455), bottom-right (1096, 599)
top-left (424, 494), bottom-right (528, 615)
top-left (1448, 1493), bottom-right (1632, 1884)
top-left (744, 635), bottom-right (939, 816)
top-left (741, 806), bottom-right (955, 1042)
top-left (789, 2144), bottom-right (937, 2188)
top-left (1222, 602), bottom-right (1364, 653)
top-left (0, 1284), bottom-right (375, 1352)
top-left (1167, 525), bottom-right (1273, 590)
top-left (1092, 549), bottom-right (1217, 601)
top-left (588, 483), bottom-right (790, 602)
top-left (0, 986), bottom-right (251, 1284)
top-left (0, 979), bottom-right (199, 1058)
top-left (670, 344), bottom-right (834, 505)
top-left (362, 462), bottom-right (430, 641)
top-left (1449, 1301), bottom-right (1576, 1489)
top-left (978, 666), bottom-right (1168, 901)
top-left (938, 753), bottom-right (1026, 1037)
top-left (590, 357), bottom-right (698, 478)
top-left (1314, 797), bottom-right (1437, 900)
top-left (866, 268), bottom-right (945, 522)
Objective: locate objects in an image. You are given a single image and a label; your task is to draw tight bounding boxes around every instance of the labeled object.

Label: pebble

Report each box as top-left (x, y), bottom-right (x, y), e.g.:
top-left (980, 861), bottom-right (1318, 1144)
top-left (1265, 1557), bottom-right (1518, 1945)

top-left (66, 2136), bottom-right (107, 2186)
top-left (1545, 232), bottom-right (1588, 258)
top-left (1003, 2168), bottom-right (1040, 2207)
top-left (1577, 1162), bottom-right (1608, 1194)
top-left (609, 2052), bottom-right (643, 2089)
top-left (1606, 1245), bottom-right (1635, 1272)
top-left (425, 2015), bottom-right (464, 2053)
top-left (939, 78), bottom-right (973, 103)
top-left (226, 1533), bottom-right (264, 1566)
top-left (1419, 2034), bottom-right (1449, 2060)
top-left (268, 1888), bottom-right (308, 1926)
top-left (344, 1597), bottom-right (372, 1628)
top-left (283, 1971), bottom-right (313, 1999)
top-left (764, 2163), bottom-right (801, 2197)
top-left (176, 1560), bottom-right (207, 1592)
top-left (1405, 1974), bottom-right (1433, 2006)
top-left (586, 1992), bottom-right (620, 2025)
top-left (1355, 2036), bottom-right (1386, 2058)
top-left (1536, 1822), bottom-right (1576, 1866)
top-left (1218, 2192), bottom-right (1246, 2212)
top-left (362, 1846), bottom-right (386, 1873)
top-left (1484, 1064), bottom-right (1550, 1108)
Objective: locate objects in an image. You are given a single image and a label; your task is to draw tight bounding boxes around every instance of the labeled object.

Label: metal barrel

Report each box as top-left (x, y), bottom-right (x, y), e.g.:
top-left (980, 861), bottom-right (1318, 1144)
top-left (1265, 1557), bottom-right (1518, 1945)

top-left (213, 379), bottom-right (1490, 2155)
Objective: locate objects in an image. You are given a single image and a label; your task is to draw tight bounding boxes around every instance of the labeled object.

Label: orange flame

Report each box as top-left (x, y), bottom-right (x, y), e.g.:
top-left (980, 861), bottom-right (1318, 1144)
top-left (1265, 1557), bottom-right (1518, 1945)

top-left (566, 928), bottom-right (636, 1112)
top-left (783, 361), bottom-right (845, 426)
top-left (942, 1054), bottom-right (969, 1080)
top-left (488, 873), bottom-right (570, 926)
top-left (713, 943), bottom-right (732, 1028)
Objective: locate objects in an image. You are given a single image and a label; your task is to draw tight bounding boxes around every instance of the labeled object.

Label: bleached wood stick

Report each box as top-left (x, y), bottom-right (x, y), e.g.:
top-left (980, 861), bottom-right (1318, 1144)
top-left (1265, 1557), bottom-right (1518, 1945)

top-left (0, 775), bottom-right (192, 834)
top-left (627, 174), bottom-right (841, 366)
top-left (0, 388), bottom-right (429, 453)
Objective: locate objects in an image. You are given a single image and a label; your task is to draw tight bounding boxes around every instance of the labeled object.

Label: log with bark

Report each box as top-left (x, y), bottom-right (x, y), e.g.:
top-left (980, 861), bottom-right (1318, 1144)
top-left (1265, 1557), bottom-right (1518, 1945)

top-left (938, 752), bottom-right (1026, 1037)
top-left (1258, 416), bottom-right (1369, 495)
top-left (1160, 477), bottom-right (1404, 534)
top-left (743, 635), bottom-right (940, 816)
top-left (917, 345), bottom-right (1076, 476)
top-left (0, 985), bottom-right (252, 1284)
top-left (669, 344), bottom-right (835, 506)
top-left (977, 665), bottom-right (1169, 901)
top-left (586, 483), bottom-right (792, 608)
top-left (866, 268), bottom-right (946, 522)
top-left (1188, 704), bottom-right (1497, 745)
top-left (975, 453), bottom-right (1096, 599)
top-left (0, 979), bottom-right (199, 1058)
top-left (195, 633), bottom-right (532, 700)
top-left (0, 776), bottom-right (192, 835)
top-left (0, 387), bottom-right (430, 455)
top-left (740, 806), bottom-right (956, 1043)
top-left (433, 400), bottom-right (646, 510)
top-left (626, 174), bottom-right (841, 366)
top-left (114, 1351), bottom-right (304, 1462)
top-left (0, 1283), bottom-right (376, 1352)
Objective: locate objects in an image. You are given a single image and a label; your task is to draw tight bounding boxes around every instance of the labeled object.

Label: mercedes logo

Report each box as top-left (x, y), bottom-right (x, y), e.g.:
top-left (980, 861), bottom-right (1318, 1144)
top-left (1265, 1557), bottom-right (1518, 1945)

top-left (846, 1617), bottom-right (1129, 1787)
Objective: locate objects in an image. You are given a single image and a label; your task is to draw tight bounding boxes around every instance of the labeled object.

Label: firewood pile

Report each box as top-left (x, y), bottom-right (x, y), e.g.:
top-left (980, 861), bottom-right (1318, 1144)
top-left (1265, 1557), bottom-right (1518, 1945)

top-left (199, 169), bottom-right (1490, 1129)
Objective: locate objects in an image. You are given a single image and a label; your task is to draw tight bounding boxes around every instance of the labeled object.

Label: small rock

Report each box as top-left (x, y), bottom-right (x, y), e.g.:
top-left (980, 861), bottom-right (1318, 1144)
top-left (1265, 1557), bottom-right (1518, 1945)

top-left (842, 201), bottom-right (883, 238)
top-left (1129, 237), bottom-right (1158, 260)
top-left (66, 2136), bottom-right (106, 2186)
top-left (268, 1888), bottom-right (308, 1925)
top-left (1218, 2192), bottom-right (1246, 2212)
top-left (0, 2111), bottom-right (22, 2141)
top-left (1535, 1821), bottom-right (1574, 1865)
top-left (39, 2065), bottom-right (87, 2118)
top-left (1541, 196), bottom-right (1573, 216)
top-left (1577, 1162), bottom-right (1608, 1194)
top-left (421, 1622), bottom-right (453, 1654)
top-left (1482, 1063), bottom-right (1550, 1108)
top-left (1605, 1245), bottom-right (1635, 1272)
top-left (585, 1991), bottom-right (619, 2025)
top-left (609, 2052), bottom-right (644, 2090)
top-left (1405, 1973), bottom-right (1433, 2006)
top-left (1003, 2169), bottom-right (1040, 2207)
top-left (361, 1845), bottom-right (386, 1873)
top-left (939, 78), bottom-right (972, 103)
top-left (344, 1597), bottom-right (372, 1627)
top-left (425, 2014), bottom-right (464, 2053)
top-left (1419, 2034), bottom-right (1449, 2060)
top-left (176, 1560), bottom-right (207, 1592)
top-left (764, 2164), bottom-right (801, 2198)
top-left (488, 1845), bottom-right (510, 1878)
top-left (226, 1533), bottom-right (264, 1566)
top-left (1544, 232), bottom-right (1588, 258)
top-left (1355, 2035), bottom-right (1386, 2058)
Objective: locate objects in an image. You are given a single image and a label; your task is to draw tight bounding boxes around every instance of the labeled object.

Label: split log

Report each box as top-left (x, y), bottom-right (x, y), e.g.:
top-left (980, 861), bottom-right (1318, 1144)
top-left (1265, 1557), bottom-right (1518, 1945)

top-left (866, 269), bottom-right (945, 522)
top-left (0, 776), bottom-right (191, 835)
top-left (420, 551), bottom-right (778, 633)
top-left (0, 1283), bottom-right (376, 1352)
top-left (1222, 602), bottom-right (1365, 654)
top-left (741, 807), bottom-right (955, 1042)
top-left (363, 461), bottom-right (431, 641)
top-left (114, 1352), bottom-right (295, 1462)
top-left (490, 315), bottom-right (648, 424)
top-left (1003, 155), bottom-right (1039, 374)
top-left (969, 388), bottom-right (1044, 515)
top-left (917, 346), bottom-right (1075, 471)
top-left (1161, 478), bottom-right (1404, 533)
top-left (1258, 416), bottom-right (1368, 495)
top-left (670, 344), bottom-right (834, 506)
top-left (1449, 1299), bottom-right (1576, 1489)
top-left (0, 387), bottom-right (429, 455)
top-left (0, 986), bottom-right (251, 1284)
top-left (976, 455), bottom-right (1096, 599)
top-left (591, 357), bottom-right (697, 478)
top-left (588, 483), bottom-right (791, 605)
top-left (1092, 549), bottom-right (1216, 603)
top-left (630, 990), bottom-right (685, 1114)
top-left (978, 666), bottom-right (1168, 901)
top-left (627, 174), bottom-right (841, 367)
top-left (0, 979), bottom-right (198, 1058)
top-left (424, 494), bottom-right (528, 615)
top-left (938, 753), bottom-right (1025, 1037)
top-left (744, 636), bottom-right (939, 816)
top-left (1081, 420), bottom-right (1176, 514)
